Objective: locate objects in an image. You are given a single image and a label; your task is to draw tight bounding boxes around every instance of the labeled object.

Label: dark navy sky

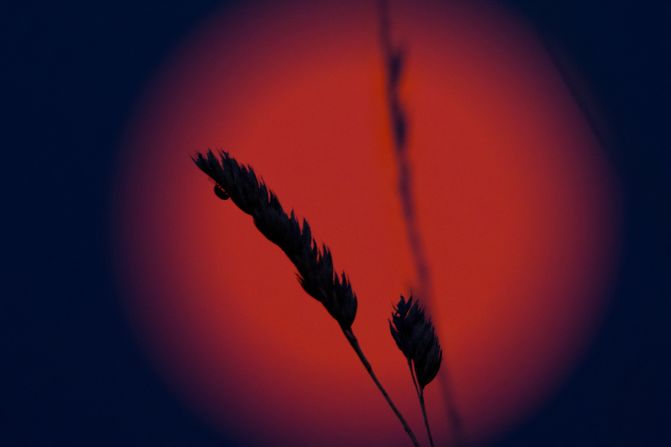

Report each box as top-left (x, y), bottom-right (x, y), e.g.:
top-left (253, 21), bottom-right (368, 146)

top-left (3, 1), bottom-right (670, 446)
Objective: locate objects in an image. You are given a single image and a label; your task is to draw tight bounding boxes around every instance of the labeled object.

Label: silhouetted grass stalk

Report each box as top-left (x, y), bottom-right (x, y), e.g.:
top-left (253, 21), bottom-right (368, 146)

top-left (390, 296), bottom-right (441, 447)
top-left (377, 0), bottom-right (433, 305)
top-left (377, 1), bottom-right (464, 444)
top-left (193, 150), bottom-right (421, 447)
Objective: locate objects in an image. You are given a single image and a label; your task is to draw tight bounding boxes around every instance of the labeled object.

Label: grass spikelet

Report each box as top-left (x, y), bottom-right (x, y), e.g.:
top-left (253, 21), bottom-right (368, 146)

top-left (193, 149), bottom-right (421, 446)
top-left (193, 149), bottom-right (357, 329)
top-left (390, 295), bottom-right (442, 447)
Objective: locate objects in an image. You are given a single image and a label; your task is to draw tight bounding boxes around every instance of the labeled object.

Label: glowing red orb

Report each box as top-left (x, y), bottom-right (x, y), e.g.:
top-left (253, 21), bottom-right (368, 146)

top-left (115, 1), bottom-right (617, 445)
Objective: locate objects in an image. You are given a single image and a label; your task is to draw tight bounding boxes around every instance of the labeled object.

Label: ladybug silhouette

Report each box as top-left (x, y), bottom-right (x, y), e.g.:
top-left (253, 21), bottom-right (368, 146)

top-left (213, 184), bottom-right (230, 200)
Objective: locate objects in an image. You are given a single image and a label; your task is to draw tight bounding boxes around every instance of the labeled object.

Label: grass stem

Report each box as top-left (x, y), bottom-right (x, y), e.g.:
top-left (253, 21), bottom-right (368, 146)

top-left (342, 328), bottom-right (421, 447)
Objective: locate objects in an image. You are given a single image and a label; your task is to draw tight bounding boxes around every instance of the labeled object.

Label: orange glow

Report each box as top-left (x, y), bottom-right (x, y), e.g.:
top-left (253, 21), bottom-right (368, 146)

top-left (115, 1), bottom-right (617, 445)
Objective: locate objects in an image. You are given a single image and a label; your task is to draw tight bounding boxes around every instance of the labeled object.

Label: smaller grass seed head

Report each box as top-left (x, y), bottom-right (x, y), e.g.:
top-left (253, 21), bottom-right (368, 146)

top-left (389, 295), bottom-right (443, 389)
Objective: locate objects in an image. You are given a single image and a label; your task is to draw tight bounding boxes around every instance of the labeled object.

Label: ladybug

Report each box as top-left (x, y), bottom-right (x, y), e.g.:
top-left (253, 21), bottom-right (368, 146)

top-left (213, 184), bottom-right (230, 200)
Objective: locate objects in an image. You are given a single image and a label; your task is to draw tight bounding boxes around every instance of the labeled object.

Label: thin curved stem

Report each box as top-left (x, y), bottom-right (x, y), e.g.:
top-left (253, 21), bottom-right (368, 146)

top-left (342, 328), bottom-right (421, 447)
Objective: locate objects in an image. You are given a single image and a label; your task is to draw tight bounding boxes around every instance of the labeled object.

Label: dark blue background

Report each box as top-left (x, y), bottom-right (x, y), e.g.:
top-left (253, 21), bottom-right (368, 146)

top-left (3, 1), bottom-right (670, 445)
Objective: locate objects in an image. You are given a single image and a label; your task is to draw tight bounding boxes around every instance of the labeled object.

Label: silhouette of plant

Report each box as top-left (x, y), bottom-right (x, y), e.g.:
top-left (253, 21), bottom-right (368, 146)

top-left (377, 0), bottom-right (433, 304)
top-left (193, 149), bottom-right (421, 447)
top-left (390, 295), bottom-right (442, 447)
top-left (378, 1), bottom-right (464, 444)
